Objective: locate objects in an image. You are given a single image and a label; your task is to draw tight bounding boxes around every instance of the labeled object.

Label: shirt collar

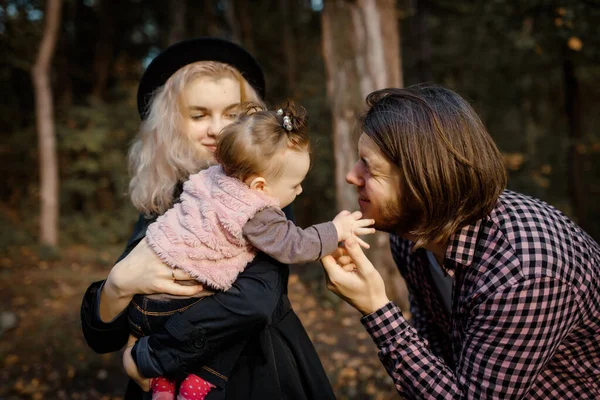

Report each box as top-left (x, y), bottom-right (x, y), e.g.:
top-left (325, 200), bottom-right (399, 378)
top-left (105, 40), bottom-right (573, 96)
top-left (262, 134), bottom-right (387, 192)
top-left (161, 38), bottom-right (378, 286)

top-left (445, 217), bottom-right (485, 269)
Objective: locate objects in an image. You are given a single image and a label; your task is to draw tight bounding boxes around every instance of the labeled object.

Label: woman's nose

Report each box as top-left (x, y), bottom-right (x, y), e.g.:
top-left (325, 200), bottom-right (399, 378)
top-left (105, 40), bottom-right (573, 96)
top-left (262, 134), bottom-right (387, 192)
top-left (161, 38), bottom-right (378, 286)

top-left (208, 117), bottom-right (226, 137)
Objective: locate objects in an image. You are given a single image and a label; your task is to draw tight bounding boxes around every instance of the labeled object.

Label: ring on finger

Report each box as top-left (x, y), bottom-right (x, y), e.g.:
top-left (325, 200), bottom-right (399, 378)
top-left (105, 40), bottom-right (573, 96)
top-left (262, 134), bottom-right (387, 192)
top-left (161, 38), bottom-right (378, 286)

top-left (172, 266), bottom-right (176, 282)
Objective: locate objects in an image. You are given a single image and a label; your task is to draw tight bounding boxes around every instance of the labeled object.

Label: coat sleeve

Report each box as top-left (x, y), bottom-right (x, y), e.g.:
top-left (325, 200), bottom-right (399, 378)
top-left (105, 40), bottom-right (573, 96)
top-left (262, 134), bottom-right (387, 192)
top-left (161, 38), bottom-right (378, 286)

top-left (131, 253), bottom-right (286, 378)
top-left (80, 214), bottom-right (152, 354)
top-left (243, 207), bottom-right (339, 264)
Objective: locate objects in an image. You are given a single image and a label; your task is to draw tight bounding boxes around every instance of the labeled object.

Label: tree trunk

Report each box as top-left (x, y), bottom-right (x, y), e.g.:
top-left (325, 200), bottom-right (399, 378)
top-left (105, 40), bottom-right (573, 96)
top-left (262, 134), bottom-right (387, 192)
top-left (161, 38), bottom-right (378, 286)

top-left (563, 45), bottom-right (586, 229)
top-left (223, 0), bottom-right (242, 44)
top-left (90, 0), bottom-right (114, 101)
top-left (280, 0), bottom-right (297, 95)
top-left (235, 0), bottom-right (255, 55)
top-left (322, 0), bottom-right (409, 314)
top-left (32, 0), bottom-right (62, 247)
top-left (410, 0), bottom-right (433, 82)
top-left (168, 0), bottom-right (187, 45)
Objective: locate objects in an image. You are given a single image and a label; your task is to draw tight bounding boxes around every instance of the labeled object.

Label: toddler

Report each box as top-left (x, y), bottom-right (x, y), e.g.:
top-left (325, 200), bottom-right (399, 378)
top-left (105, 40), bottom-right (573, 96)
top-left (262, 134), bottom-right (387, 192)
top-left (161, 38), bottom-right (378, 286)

top-left (129, 103), bottom-right (374, 400)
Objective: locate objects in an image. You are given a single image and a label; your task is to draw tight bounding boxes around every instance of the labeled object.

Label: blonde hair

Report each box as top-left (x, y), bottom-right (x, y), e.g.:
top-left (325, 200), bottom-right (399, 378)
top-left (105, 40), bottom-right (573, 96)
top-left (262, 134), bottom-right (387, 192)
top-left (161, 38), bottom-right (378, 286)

top-left (215, 103), bottom-right (310, 182)
top-left (129, 61), bottom-right (264, 215)
top-left (361, 85), bottom-right (507, 249)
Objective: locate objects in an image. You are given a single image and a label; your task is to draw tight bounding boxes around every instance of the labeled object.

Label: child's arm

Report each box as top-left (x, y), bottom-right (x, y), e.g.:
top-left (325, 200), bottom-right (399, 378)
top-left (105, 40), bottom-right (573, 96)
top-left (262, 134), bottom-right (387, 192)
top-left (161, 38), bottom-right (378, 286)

top-left (243, 208), bottom-right (374, 264)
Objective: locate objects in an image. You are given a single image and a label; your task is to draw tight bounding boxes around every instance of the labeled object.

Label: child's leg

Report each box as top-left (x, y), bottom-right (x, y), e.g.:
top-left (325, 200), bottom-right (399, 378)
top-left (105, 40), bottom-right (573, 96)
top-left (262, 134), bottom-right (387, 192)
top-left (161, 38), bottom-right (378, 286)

top-left (177, 374), bottom-right (216, 400)
top-left (150, 376), bottom-right (176, 400)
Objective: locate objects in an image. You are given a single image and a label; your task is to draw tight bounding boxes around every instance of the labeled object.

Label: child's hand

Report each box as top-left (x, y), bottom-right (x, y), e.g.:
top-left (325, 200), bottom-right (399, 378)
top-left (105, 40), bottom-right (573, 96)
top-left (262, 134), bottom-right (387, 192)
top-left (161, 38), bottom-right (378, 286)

top-left (123, 336), bottom-right (150, 392)
top-left (332, 210), bottom-right (375, 249)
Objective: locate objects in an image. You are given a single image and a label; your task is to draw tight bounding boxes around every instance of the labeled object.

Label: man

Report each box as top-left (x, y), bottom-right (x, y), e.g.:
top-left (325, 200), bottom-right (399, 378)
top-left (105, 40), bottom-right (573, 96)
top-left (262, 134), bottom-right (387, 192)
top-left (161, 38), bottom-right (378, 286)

top-left (322, 85), bottom-right (600, 399)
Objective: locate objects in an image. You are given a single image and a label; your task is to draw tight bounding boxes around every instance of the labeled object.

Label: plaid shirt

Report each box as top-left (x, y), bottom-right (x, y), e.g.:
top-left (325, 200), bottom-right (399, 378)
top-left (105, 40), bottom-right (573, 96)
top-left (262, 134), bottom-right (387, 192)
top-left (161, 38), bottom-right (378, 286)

top-left (361, 190), bottom-right (600, 399)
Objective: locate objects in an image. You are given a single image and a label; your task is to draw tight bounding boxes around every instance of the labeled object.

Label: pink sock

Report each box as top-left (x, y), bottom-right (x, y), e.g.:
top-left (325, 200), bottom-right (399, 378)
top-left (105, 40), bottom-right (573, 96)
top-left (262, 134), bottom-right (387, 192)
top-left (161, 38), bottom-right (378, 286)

top-left (176, 374), bottom-right (216, 400)
top-left (150, 376), bottom-right (176, 400)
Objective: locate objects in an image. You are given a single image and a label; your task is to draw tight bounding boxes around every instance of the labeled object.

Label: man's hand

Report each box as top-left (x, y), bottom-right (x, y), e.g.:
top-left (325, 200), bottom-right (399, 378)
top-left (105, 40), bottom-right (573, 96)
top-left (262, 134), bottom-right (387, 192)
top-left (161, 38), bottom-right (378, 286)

top-left (321, 237), bottom-right (390, 315)
top-left (123, 336), bottom-right (150, 392)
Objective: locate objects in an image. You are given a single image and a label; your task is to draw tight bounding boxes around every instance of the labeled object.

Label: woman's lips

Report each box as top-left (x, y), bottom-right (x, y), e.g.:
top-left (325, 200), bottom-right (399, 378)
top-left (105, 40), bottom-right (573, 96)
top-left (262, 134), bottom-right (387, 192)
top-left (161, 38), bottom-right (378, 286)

top-left (204, 144), bottom-right (217, 152)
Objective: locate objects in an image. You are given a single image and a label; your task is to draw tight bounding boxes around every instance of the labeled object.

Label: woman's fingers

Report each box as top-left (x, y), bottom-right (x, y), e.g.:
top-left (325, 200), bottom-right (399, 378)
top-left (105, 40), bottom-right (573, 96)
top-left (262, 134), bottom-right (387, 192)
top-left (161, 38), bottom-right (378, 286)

top-left (161, 281), bottom-right (204, 297)
top-left (171, 267), bottom-right (195, 281)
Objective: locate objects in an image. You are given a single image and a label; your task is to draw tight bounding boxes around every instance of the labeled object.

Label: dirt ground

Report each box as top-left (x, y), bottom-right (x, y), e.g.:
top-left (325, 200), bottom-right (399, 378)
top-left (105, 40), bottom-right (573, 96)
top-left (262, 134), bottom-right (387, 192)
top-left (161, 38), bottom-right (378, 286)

top-left (0, 245), bottom-right (398, 400)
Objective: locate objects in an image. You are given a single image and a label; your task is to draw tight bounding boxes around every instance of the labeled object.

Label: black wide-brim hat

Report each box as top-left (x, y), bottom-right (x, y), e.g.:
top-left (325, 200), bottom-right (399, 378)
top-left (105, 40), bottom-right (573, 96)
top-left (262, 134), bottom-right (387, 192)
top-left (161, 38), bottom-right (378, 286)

top-left (137, 37), bottom-right (265, 119)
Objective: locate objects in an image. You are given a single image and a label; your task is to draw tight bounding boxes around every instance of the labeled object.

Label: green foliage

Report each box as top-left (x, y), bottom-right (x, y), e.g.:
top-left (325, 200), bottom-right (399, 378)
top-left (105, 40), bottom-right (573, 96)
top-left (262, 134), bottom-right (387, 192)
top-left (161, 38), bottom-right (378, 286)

top-left (1, 0), bottom-right (599, 253)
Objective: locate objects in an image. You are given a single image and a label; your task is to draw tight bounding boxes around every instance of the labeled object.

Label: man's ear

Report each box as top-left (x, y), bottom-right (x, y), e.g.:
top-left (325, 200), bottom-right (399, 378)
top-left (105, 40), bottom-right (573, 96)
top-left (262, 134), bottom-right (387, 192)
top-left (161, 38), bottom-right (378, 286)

top-left (248, 176), bottom-right (268, 192)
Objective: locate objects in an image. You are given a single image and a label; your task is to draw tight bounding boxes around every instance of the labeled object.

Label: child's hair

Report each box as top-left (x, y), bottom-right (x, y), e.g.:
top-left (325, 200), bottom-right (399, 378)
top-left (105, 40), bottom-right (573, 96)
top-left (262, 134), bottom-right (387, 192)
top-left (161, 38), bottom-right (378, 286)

top-left (215, 102), bottom-right (310, 182)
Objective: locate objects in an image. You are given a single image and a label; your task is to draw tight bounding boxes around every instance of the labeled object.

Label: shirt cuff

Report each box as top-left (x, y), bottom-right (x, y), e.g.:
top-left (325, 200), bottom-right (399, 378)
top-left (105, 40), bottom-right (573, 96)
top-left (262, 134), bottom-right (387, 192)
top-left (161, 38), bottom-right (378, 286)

top-left (93, 281), bottom-right (126, 327)
top-left (360, 301), bottom-right (408, 348)
top-left (133, 336), bottom-right (164, 378)
top-left (313, 221), bottom-right (339, 257)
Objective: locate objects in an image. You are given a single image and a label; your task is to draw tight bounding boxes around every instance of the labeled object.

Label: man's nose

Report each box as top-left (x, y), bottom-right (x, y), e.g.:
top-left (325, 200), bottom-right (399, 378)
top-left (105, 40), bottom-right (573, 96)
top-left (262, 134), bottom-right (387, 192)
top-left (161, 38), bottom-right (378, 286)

top-left (346, 163), bottom-right (362, 186)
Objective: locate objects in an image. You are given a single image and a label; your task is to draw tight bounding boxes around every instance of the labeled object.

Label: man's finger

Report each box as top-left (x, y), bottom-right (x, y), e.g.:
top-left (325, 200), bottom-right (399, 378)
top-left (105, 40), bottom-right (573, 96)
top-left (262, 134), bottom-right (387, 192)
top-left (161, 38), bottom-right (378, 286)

top-left (321, 255), bottom-right (344, 280)
top-left (344, 237), bottom-right (374, 270)
top-left (342, 264), bottom-right (357, 272)
top-left (335, 255), bottom-right (353, 266)
top-left (356, 236), bottom-right (371, 249)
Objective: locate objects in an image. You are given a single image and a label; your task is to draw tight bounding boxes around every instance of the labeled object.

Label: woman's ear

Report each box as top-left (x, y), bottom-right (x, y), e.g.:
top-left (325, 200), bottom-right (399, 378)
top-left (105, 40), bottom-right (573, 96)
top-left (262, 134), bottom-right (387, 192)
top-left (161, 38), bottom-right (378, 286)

top-left (247, 176), bottom-right (268, 192)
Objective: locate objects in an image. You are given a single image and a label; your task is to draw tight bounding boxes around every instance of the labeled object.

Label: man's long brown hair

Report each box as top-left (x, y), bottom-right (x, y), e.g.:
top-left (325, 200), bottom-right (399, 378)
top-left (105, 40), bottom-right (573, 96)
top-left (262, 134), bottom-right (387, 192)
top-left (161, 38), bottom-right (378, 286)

top-left (361, 85), bottom-right (507, 249)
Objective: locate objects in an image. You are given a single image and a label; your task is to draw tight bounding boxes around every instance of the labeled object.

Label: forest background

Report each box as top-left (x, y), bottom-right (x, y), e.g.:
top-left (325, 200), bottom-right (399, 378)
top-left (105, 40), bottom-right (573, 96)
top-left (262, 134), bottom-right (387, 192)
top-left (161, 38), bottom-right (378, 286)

top-left (1, 0), bottom-right (599, 399)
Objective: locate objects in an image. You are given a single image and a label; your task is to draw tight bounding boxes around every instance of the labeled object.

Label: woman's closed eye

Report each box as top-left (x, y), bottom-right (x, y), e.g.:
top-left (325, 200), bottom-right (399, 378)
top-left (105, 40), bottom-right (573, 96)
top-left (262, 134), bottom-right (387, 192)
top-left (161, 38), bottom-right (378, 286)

top-left (191, 114), bottom-right (206, 121)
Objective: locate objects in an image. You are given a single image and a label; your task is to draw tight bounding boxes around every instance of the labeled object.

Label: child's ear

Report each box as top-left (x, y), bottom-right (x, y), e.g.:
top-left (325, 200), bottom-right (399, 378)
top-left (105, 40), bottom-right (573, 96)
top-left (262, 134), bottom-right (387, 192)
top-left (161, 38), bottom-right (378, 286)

top-left (248, 176), bottom-right (267, 192)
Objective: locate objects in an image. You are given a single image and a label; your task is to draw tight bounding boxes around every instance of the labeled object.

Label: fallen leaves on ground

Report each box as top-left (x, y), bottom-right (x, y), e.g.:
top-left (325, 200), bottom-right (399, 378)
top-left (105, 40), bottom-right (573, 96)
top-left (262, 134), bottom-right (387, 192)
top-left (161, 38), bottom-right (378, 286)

top-left (0, 246), bottom-right (397, 400)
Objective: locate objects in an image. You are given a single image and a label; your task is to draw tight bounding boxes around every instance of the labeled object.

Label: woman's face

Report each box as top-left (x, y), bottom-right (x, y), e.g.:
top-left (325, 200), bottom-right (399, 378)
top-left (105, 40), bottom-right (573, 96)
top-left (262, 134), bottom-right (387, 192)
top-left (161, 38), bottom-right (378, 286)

top-left (180, 76), bottom-right (242, 162)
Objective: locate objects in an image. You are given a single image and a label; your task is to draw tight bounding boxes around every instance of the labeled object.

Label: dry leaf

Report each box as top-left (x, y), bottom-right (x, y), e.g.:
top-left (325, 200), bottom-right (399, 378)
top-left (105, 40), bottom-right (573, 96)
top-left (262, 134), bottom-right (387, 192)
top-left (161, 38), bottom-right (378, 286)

top-left (568, 36), bottom-right (583, 51)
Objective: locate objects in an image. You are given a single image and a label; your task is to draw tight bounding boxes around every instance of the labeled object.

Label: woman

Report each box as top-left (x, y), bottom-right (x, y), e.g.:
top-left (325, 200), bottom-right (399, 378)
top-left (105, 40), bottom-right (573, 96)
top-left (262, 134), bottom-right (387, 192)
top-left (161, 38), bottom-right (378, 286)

top-left (80, 38), bottom-right (336, 400)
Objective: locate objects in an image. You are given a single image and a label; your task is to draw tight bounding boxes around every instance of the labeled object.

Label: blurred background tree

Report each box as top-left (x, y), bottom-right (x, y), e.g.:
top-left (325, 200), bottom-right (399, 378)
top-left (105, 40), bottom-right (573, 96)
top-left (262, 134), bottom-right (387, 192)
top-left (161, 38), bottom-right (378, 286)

top-left (2, 0), bottom-right (598, 255)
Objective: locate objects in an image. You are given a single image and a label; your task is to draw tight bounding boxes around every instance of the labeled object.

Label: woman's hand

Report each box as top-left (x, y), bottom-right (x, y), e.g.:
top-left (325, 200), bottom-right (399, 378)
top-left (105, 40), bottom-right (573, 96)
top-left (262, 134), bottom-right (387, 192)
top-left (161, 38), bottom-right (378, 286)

top-left (123, 335), bottom-right (150, 392)
top-left (99, 240), bottom-right (204, 322)
top-left (321, 237), bottom-right (390, 316)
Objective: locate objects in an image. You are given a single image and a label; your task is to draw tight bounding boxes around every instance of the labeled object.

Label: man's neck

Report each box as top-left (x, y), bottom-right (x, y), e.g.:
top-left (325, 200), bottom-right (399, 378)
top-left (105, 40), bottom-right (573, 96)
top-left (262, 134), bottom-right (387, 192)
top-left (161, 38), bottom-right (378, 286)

top-left (404, 234), bottom-right (448, 266)
top-left (425, 241), bottom-right (448, 267)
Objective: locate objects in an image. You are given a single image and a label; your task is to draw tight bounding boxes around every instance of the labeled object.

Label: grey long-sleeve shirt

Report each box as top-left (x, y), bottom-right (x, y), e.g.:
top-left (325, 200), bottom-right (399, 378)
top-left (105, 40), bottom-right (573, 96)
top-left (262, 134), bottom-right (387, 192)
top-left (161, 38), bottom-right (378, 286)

top-left (243, 207), bottom-right (339, 264)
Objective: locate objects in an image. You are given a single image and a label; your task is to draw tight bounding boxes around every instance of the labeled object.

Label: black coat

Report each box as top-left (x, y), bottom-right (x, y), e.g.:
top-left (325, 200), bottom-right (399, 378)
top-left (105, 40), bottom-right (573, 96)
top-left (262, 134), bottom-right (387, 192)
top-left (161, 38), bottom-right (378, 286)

top-left (80, 214), bottom-right (336, 400)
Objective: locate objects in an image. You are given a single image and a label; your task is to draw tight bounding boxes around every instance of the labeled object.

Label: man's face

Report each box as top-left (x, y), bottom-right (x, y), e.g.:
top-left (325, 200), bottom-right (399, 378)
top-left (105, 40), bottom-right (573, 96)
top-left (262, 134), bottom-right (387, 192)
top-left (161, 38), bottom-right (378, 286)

top-left (346, 134), bottom-right (404, 233)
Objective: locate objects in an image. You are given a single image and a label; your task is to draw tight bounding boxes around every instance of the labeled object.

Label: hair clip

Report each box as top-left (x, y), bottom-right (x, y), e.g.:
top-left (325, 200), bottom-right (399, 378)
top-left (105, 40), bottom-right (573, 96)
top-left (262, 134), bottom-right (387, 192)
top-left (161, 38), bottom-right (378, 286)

top-left (276, 109), bottom-right (284, 115)
top-left (283, 116), bottom-right (293, 131)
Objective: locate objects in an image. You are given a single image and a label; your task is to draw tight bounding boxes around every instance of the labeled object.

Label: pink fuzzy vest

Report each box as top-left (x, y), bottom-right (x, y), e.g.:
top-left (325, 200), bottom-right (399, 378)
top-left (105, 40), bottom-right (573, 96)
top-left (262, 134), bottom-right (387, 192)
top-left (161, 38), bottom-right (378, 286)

top-left (145, 166), bottom-right (279, 290)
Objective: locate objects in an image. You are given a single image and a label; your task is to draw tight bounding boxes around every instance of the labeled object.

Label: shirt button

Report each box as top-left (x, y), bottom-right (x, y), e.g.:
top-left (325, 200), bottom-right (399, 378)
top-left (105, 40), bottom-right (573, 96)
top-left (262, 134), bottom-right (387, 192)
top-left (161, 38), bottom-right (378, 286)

top-left (193, 338), bottom-right (206, 349)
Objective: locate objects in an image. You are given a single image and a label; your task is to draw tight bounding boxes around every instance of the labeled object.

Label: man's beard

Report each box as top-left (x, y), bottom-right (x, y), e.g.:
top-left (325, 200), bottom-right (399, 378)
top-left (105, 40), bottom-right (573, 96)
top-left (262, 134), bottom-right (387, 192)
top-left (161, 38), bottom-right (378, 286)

top-left (374, 195), bottom-right (421, 237)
